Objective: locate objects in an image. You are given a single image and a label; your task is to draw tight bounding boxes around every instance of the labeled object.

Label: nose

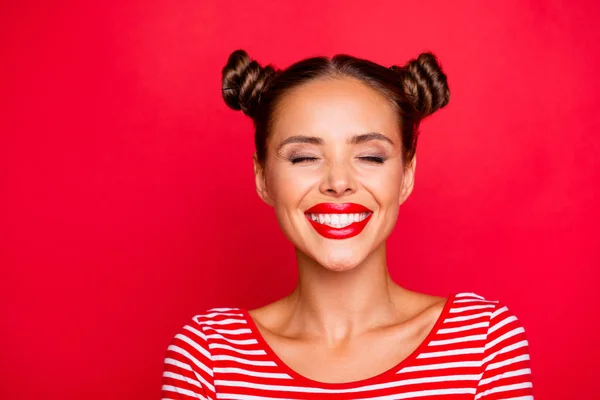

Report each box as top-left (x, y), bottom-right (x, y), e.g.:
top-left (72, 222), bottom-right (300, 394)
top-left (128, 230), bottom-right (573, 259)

top-left (319, 160), bottom-right (356, 197)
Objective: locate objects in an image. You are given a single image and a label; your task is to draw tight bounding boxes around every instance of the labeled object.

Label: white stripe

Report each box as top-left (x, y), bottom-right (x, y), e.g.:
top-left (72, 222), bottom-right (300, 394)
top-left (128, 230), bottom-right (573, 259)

top-left (417, 347), bottom-right (484, 358)
top-left (194, 317), bottom-right (247, 326)
top-left (429, 334), bottom-right (486, 346)
top-left (205, 334), bottom-right (258, 345)
top-left (161, 384), bottom-right (208, 400)
top-left (183, 325), bottom-right (208, 341)
top-left (475, 382), bottom-right (533, 399)
top-left (454, 299), bottom-right (498, 304)
top-left (485, 327), bottom-right (525, 351)
top-left (399, 360), bottom-right (482, 373)
top-left (207, 307), bottom-right (239, 312)
top-left (175, 333), bottom-right (212, 360)
top-left (164, 357), bottom-right (193, 371)
top-left (487, 354), bottom-right (530, 371)
top-left (168, 345), bottom-right (214, 377)
top-left (450, 304), bottom-right (496, 313)
top-left (163, 360), bottom-right (215, 392)
top-left (491, 306), bottom-right (508, 319)
top-left (445, 311), bottom-right (492, 322)
top-left (201, 311), bottom-right (243, 318)
top-left (211, 328), bottom-right (253, 336)
top-left (483, 340), bottom-right (529, 364)
top-left (216, 395), bottom-right (286, 400)
top-left (502, 397), bottom-right (534, 400)
top-left (213, 367), bottom-right (292, 379)
top-left (215, 380), bottom-right (330, 394)
top-left (163, 371), bottom-right (205, 390)
top-left (216, 388), bottom-right (476, 400)
top-left (208, 343), bottom-right (267, 355)
top-left (489, 315), bottom-right (517, 334)
top-left (479, 368), bottom-right (531, 385)
top-left (456, 292), bottom-right (485, 299)
top-left (212, 354), bottom-right (277, 367)
top-left (438, 321), bottom-right (488, 334)
top-left (356, 388), bottom-right (477, 400)
top-left (215, 374), bottom-right (480, 394)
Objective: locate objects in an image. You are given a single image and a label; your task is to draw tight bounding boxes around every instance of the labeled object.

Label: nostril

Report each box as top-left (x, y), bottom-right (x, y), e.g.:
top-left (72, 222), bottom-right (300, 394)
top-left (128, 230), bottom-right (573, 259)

top-left (327, 189), bottom-right (348, 195)
top-left (325, 187), bottom-right (354, 195)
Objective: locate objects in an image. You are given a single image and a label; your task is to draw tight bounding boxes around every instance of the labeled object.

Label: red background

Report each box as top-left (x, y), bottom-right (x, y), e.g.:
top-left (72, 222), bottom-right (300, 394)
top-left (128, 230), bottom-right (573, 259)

top-left (2, 1), bottom-right (599, 398)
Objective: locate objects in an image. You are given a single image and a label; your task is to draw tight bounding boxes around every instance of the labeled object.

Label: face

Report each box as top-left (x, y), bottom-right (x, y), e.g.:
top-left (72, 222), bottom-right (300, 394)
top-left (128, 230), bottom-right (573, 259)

top-left (254, 77), bottom-right (416, 272)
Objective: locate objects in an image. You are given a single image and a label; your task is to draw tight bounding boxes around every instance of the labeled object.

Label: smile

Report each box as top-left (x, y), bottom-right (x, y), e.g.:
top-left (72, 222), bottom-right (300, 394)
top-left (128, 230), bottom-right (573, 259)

top-left (306, 212), bottom-right (371, 228)
top-left (304, 203), bottom-right (373, 240)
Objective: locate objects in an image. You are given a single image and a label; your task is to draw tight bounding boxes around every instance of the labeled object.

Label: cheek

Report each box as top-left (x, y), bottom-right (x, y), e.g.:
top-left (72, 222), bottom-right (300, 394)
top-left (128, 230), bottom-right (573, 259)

top-left (264, 166), bottom-right (317, 240)
top-left (360, 165), bottom-right (405, 204)
top-left (265, 164), bottom-right (315, 207)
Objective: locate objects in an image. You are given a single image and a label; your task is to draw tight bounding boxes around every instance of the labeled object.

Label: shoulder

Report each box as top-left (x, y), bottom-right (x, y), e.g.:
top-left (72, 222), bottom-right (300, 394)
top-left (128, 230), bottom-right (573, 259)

top-left (190, 307), bottom-right (247, 327)
top-left (450, 292), bottom-right (526, 322)
top-left (164, 307), bottom-right (249, 360)
top-left (162, 307), bottom-right (246, 398)
top-left (174, 307), bottom-right (249, 340)
top-left (450, 292), bottom-right (526, 323)
top-left (450, 292), bottom-right (530, 352)
top-left (451, 294), bottom-right (534, 395)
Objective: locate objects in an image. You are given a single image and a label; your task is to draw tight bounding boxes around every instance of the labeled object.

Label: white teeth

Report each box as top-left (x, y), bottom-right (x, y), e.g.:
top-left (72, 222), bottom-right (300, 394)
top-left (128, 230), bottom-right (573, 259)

top-left (307, 212), bottom-right (371, 228)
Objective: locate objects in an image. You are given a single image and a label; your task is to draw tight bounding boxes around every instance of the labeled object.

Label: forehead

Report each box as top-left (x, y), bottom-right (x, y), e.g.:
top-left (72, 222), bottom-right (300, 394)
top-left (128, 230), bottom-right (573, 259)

top-left (271, 77), bottom-right (399, 139)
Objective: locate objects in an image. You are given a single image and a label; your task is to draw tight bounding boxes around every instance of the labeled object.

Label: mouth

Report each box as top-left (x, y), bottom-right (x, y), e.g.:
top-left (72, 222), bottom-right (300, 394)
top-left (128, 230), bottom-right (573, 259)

top-left (304, 203), bottom-right (373, 240)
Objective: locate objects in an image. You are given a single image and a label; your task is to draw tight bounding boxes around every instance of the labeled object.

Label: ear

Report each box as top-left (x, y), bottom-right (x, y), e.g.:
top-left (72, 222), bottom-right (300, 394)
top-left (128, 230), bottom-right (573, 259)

top-left (253, 153), bottom-right (275, 206)
top-left (399, 154), bottom-right (417, 206)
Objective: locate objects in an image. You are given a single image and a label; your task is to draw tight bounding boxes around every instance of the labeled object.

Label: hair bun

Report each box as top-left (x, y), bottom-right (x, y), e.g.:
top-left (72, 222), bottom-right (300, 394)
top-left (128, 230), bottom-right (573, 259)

top-left (392, 52), bottom-right (450, 119)
top-left (221, 50), bottom-right (276, 118)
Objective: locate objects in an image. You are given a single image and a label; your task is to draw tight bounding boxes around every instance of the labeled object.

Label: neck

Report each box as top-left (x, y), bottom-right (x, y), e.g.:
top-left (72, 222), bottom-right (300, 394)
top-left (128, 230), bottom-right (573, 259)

top-left (284, 243), bottom-right (403, 344)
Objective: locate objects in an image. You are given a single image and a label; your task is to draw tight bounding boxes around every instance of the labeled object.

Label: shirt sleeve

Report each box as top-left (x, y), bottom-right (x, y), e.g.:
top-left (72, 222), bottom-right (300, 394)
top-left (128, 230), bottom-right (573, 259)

top-left (475, 301), bottom-right (534, 399)
top-left (160, 317), bottom-right (215, 400)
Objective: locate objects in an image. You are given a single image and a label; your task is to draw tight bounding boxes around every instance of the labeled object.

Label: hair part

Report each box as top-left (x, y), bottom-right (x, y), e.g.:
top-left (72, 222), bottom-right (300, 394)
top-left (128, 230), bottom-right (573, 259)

top-left (221, 49), bottom-right (450, 166)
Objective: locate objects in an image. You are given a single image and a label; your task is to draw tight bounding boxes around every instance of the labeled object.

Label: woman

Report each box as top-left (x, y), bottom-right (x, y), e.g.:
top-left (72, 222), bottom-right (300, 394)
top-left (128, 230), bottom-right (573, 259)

top-left (161, 50), bottom-right (533, 399)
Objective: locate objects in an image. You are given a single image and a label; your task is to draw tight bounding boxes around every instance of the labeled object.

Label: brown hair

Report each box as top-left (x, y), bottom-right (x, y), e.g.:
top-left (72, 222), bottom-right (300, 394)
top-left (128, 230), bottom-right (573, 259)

top-left (221, 49), bottom-right (450, 167)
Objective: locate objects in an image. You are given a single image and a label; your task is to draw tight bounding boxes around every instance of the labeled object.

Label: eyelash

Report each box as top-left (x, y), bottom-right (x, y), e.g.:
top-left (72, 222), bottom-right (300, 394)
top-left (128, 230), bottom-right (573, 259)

top-left (360, 156), bottom-right (386, 164)
top-left (290, 156), bottom-right (386, 164)
top-left (290, 156), bottom-right (318, 164)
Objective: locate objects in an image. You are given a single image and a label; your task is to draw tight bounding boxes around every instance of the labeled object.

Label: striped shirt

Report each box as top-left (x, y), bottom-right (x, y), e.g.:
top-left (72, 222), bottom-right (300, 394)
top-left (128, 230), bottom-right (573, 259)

top-left (161, 292), bottom-right (533, 399)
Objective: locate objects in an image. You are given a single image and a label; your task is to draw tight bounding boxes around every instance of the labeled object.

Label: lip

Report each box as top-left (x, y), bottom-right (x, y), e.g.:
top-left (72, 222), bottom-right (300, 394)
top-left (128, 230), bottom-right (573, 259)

top-left (304, 203), bottom-right (373, 240)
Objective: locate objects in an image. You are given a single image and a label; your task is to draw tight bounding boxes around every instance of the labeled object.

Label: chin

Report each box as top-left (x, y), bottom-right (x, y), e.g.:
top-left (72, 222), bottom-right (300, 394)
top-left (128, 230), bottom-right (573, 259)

top-left (323, 263), bottom-right (359, 272)
top-left (316, 251), bottom-right (365, 272)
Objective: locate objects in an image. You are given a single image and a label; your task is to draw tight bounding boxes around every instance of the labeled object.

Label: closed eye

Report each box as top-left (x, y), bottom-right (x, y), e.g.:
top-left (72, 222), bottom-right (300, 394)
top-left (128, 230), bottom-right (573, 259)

top-left (290, 156), bottom-right (319, 164)
top-left (358, 156), bottom-right (386, 164)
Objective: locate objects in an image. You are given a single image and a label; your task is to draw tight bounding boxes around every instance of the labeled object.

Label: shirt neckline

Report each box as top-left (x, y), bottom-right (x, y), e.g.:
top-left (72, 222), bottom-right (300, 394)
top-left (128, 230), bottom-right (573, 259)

top-left (239, 293), bottom-right (456, 389)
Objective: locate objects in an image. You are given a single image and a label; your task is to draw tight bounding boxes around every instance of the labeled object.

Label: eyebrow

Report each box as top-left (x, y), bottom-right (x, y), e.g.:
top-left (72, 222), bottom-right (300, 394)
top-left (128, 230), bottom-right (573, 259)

top-left (277, 132), bottom-right (393, 151)
top-left (349, 132), bottom-right (394, 145)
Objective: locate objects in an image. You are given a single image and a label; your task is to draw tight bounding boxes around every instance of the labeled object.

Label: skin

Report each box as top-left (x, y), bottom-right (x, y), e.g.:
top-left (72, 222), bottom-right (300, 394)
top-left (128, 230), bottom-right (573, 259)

top-left (250, 76), bottom-right (447, 384)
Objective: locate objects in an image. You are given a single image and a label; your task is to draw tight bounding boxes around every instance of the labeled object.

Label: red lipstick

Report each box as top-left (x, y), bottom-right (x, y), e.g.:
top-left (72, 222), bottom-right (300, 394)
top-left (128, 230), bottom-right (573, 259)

top-left (304, 203), bottom-right (373, 240)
